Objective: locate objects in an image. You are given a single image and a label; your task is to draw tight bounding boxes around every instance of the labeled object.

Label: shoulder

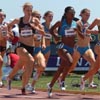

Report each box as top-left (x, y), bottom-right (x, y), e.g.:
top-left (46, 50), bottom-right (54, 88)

top-left (76, 20), bottom-right (81, 24)
top-left (53, 21), bottom-right (61, 27)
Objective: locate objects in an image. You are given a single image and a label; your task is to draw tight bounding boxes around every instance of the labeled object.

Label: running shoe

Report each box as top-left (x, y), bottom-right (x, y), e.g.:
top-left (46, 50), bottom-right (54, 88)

top-left (6, 77), bottom-right (12, 90)
top-left (0, 81), bottom-right (4, 88)
top-left (21, 88), bottom-right (26, 95)
top-left (60, 81), bottom-right (66, 91)
top-left (88, 82), bottom-right (97, 88)
top-left (25, 83), bottom-right (33, 91)
top-left (57, 78), bottom-right (66, 91)
top-left (31, 87), bottom-right (36, 94)
top-left (80, 75), bottom-right (85, 90)
top-left (25, 83), bottom-right (36, 94)
top-left (47, 83), bottom-right (52, 98)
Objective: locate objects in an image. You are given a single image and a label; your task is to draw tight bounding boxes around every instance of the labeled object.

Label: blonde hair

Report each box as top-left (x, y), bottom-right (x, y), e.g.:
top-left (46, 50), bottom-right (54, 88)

top-left (22, 2), bottom-right (33, 10)
top-left (32, 10), bottom-right (40, 16)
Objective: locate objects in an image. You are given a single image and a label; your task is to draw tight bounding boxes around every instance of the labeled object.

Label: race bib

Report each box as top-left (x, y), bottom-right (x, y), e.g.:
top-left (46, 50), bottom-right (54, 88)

top-left (35, 34), bottom-right (42, 40)
top-left (21, 29), bottom-right (32, 36)
top-left (65, 28), bottom-right (76, 36)
top-left (45, 33), bottom-right (52, 39)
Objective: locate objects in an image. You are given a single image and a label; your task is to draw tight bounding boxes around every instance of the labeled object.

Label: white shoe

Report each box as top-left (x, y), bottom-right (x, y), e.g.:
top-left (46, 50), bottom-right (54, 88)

top-left (47, 83), bottom-right (52, 98)
top-left (88, 82), bottom-right (97, 88)
top-left (57, 78), bottom-right (66, 90)
top-left (0, 81), bottom-right (4, 88)
top-left (60, 81), bottom-right (66, 91)
top-left (25, 83), bottom-right (33, 91)
top-left (25, 83), bottom-right (36, 94)
top-left (31, 87), bottom-right (36, 94)
top-left (80, 76), bottom-right (85, 90)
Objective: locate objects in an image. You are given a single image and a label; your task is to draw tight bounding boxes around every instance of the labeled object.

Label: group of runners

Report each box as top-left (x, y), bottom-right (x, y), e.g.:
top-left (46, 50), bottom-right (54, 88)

top-left (0, 2), bottom-right (100, 98)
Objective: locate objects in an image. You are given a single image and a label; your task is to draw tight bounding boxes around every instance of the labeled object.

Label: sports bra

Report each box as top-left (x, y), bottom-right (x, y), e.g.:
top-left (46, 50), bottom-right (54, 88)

top-left (18, 17), bottom-right (36, 37)
top-left (81, 21), bottom-right (91, 37)
top-left (0, 22), bottom-right (7, 36)
top-left (35, 31), bottom-right (42, 41)
top-left (42, 22), bottom-right (52, 39)
top-left (59, 19), bottom-right (77, 37)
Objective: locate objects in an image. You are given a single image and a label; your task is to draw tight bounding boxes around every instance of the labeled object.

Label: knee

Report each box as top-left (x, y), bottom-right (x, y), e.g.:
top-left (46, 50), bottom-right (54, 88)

top-left (38, 67), bottom-right (45, 72)
top-left (28, 57), bottom-right (35, 64)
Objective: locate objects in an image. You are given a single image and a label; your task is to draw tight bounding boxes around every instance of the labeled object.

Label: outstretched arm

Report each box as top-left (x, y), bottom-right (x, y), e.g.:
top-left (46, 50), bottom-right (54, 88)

top-left (87, 18), bottom-right (100, 34)
top-left (88, 18), bottom-right (100, 29)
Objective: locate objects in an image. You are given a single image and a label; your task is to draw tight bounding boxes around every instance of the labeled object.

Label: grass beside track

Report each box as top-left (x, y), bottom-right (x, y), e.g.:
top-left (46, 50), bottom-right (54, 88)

top-left (3, 73), bottom-right (100, 94)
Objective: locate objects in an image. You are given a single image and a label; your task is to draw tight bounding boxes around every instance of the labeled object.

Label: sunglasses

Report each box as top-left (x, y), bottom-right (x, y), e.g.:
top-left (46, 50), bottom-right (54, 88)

top-left (35, 15), bottom-right (41, 19)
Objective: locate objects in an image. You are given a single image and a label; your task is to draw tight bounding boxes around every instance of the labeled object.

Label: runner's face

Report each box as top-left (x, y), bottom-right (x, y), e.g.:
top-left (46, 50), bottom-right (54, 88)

top-left (34, 14), bottom-right (41, 20)
top-left (23, 6), bottom-right (33, 17)
top-left (0, 13), bottom-right (5, 22)
top-left (65, 11), bottom-right (75, 21)
top-left (81, 12), bottom-right (90, 21)
top-left (45, 13), bottom-right (53, 22)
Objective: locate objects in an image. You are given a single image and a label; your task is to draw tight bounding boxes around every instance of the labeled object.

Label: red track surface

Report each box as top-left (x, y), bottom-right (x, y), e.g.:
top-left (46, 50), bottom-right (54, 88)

top-left (0, 88), bottom-right (100, 100)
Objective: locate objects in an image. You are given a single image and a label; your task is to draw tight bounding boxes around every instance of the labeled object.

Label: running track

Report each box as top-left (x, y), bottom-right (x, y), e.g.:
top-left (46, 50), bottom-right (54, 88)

top-left (0, 88), bottom-right (100, 100)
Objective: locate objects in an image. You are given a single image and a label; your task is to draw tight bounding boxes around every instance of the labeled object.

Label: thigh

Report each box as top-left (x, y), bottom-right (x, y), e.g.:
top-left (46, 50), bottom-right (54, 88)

top-left (35, 52), bottom-right (46, 67)
top-left (83, 49), bottom-right (95, 63)
top-left (72, 50), bottom-right (81, 64)
top-left (17, 47), bottom-right (34, 62)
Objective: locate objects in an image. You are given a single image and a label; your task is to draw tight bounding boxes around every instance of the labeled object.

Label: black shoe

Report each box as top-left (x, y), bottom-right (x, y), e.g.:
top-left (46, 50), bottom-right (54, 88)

top-left (21, 88), bottom-right (26, 95)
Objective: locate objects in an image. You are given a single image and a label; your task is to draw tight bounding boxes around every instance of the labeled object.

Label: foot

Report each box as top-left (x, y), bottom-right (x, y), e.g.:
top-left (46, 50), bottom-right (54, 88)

top-left (25, 83), bottom-right (33, 91)
top-left (25, 83), bottom-right (36, 94)
top-left (80, 76), bottom-right (85, 90)
top-left (57, 78), bottom-right (66, 90)
top-left (31, 87), bottom-right (36, 94)
top-left (6, 77), bottom-right (12, 90)
top-left (47, 83), bottom-right (52, 98)
top-left (60, 81), bottom-right (66, 91)
top-left (21, 88), bottom-right (26, 95)
top-left (0, 81), bottom-right (4, 88)
top-left (88, 82), bottom-right (97, 88)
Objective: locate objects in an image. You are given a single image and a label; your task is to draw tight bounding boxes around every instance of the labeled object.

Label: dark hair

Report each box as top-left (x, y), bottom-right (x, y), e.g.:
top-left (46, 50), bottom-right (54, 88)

top-left (61, 6), bottom-right (75, 21)
top-left (64, 6), bottom-right (75, 14)
top-left (0, 9), bottom-right (2, 12)
top-left (43, 11), bottom-right (53, 19)
top-left (44, 11), bottom-right (53, 16)
top-left (58, 6), bottom-right (75, 34)
top-left (80, 8), bottom-right (90, 16)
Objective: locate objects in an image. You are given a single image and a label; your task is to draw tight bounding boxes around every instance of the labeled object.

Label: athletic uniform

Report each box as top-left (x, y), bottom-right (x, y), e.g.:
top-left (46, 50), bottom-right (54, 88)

top-left (34, 31), bottom-right (42, 55)
top-left (17, 17), bottom-right (35, 56)
top-left (58, 18), bottom-right (77, 54)
top-left (0, 22), bottom-right (7, 52)
top-left (42, 22), bottom-right (52, 54)
top-left (75, 21), bottom-right (91, 55)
